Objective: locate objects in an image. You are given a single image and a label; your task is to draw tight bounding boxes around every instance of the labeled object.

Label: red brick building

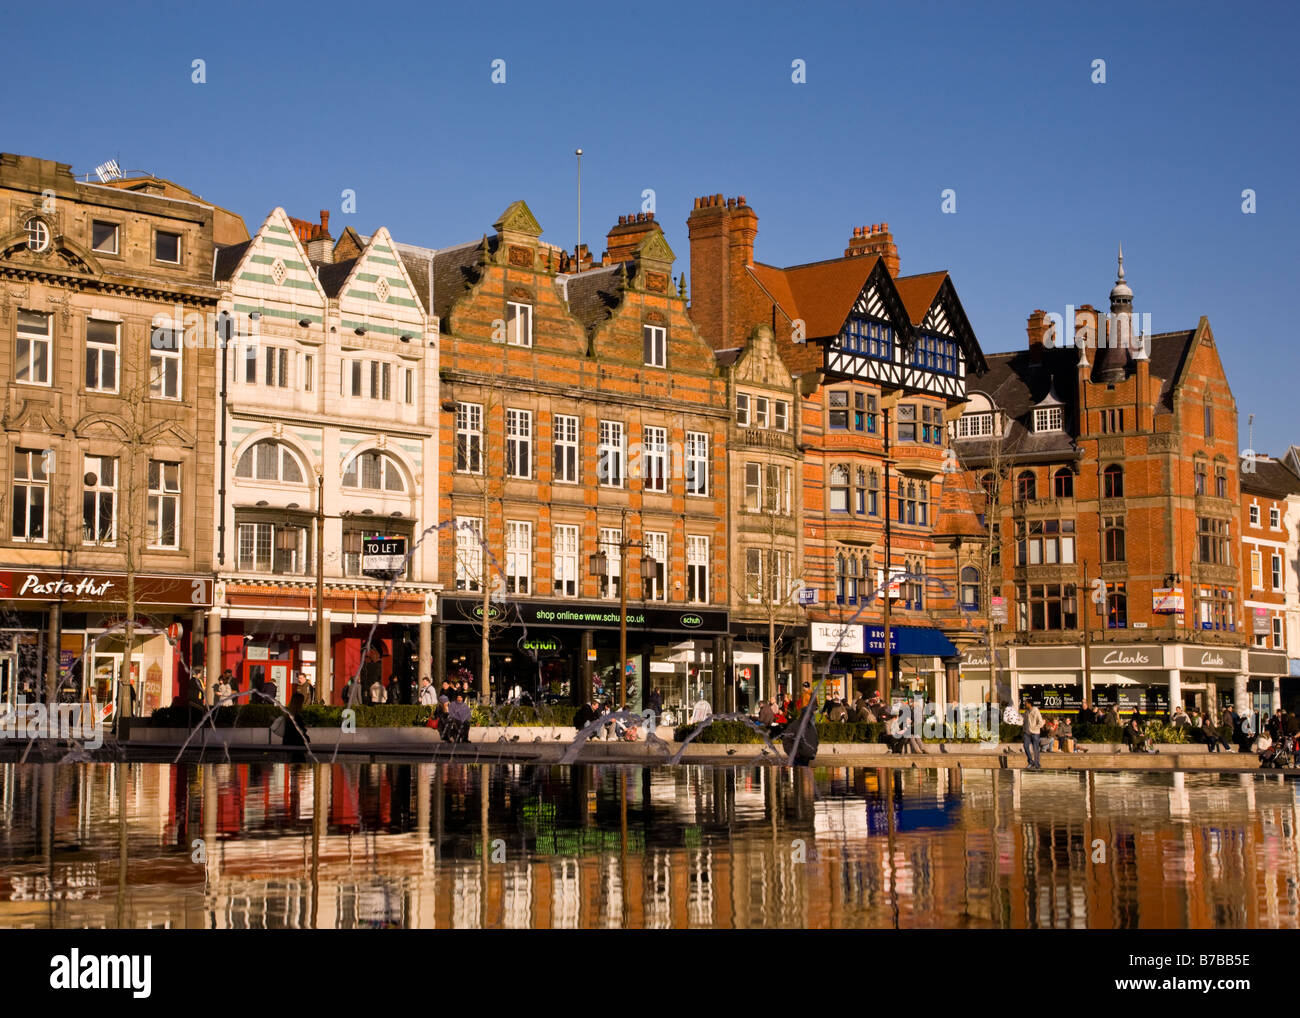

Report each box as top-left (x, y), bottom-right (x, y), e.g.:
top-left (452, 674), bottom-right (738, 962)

top-left (953, 253), bottom-right (1252, 716)
top-left (687, 196), bottom-right (988, 705)
top-left (419, 202), bottom-right (729, 713)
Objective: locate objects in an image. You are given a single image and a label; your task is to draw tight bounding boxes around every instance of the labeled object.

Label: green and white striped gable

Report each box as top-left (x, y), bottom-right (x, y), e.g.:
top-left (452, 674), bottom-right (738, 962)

top-left (336, 226), bottom-right (426, 339)
top-left (229, 207), bottom-right (327, 325)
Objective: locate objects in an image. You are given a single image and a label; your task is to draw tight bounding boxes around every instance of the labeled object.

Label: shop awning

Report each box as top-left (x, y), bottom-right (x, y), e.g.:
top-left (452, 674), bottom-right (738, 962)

top-left (892, 626), bottom-right (959, 658)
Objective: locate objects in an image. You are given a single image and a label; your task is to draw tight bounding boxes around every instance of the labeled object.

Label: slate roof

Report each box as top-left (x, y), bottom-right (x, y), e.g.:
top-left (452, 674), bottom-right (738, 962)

top-left (1241, 457), bottom-right (1300, 498)
top-left (213, 240), bottom-right (251, 282)
top-left (563, 265), bottom-right (624, 334)
top-left (956, 329), bottom-right (1201, 465)
top-left (428, 238), bottom-right (494, 324)
top-left (312, 259), bottom-right (354, 298)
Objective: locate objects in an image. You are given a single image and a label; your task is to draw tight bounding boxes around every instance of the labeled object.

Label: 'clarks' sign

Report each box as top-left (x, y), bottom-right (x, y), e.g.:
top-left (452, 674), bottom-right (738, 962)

top-left (1089, 645), bottom-right (1162, 670)
top-left (0, 571), bottom-right (211, 607)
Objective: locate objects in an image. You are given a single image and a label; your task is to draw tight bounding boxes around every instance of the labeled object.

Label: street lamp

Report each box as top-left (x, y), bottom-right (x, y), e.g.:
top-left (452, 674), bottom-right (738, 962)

top-left (588, 535), bottom-right (658, 711)
top-left (1063, 563), bottom-right (1094, 706)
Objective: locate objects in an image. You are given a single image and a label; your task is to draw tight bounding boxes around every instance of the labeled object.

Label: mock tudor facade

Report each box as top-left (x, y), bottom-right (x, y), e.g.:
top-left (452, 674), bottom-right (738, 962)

top-left (688, 197), bottom-right (988, 707)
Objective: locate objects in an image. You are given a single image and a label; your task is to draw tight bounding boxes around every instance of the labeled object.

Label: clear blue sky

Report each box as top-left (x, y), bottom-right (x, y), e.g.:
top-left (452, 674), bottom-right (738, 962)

top-left (6, 0), bottom-right (1297, 453)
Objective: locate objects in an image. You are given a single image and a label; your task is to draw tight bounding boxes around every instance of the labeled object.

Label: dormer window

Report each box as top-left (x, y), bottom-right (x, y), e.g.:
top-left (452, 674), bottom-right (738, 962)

top-left (956, 412), bottom-right (994, 438)
top-left (1033, 407), bottom-right (1063, 432)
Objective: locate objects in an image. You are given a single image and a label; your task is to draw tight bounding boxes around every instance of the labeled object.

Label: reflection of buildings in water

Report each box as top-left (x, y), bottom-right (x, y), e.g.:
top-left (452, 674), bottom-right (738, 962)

top-left (5, 764), bottom-right (1300, 929)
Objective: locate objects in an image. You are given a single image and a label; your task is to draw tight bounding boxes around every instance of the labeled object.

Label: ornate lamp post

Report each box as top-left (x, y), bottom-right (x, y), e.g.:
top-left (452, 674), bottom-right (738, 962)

top-left (588, 524), bottom-right (659, 711)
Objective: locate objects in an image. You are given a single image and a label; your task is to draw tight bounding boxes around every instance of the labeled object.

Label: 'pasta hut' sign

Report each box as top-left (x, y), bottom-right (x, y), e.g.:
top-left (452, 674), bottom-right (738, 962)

top-left (0, 571), bottom-right (211, 607)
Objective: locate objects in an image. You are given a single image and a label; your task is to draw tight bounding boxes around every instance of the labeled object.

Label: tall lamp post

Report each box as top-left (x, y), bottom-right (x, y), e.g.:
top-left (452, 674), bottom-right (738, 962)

top-left (879, 392), bottom-right (901, 700)
top-left (315, 471), bottom-right (326, 704)
top-left (1063, 560), bottom-right (1094, 707)
top-left (588, 519), bottom-right (658, 711)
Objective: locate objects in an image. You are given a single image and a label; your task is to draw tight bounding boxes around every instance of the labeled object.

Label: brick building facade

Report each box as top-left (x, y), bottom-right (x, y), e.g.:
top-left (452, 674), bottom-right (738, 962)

top-left (427, 202), bottom-right (729, 717)
top-left (954, 254), bottom-right (1253, 716)
top-left (688, 196), bottom-right (987, 705)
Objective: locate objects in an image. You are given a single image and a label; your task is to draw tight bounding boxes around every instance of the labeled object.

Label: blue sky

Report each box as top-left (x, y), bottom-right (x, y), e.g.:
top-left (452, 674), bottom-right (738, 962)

top-left (6, 0), bottom-right (1297, 452)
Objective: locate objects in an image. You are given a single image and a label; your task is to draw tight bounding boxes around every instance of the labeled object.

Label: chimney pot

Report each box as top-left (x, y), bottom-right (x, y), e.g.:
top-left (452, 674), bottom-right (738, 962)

top-left (647, 212), bottom-right (654, 221)
top-left (737, 196), bottom-right (745, 206)
top-left (881, 222), bottom-right (889, 232)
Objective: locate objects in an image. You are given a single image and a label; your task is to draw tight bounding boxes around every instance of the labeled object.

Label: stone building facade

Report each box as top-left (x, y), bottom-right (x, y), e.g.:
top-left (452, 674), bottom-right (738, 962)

top-left (0, 152), bottom-right (225, 715)
top-left (1239, 454), bottom-right (1300, 710)
top-left (719, 323), bottom-right (804, 710)
top-left (210, 208), bottom-right (439, 705)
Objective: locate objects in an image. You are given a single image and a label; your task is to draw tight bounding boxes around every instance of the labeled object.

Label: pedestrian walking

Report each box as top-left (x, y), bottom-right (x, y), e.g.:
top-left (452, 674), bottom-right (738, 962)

top-left (1021, 700), bottom-right (1044, 770)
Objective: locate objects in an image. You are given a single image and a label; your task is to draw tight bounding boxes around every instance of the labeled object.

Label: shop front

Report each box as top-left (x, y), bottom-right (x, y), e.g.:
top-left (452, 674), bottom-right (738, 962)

top-left (1172, 644), bottom-right (1246, 716)
top-left (1010, 646), bottom-right (1082, 710)
top-left (1011, 642), bottom-right (1249, 718)
top-left (810, 622), bottom-right (958, 706)
top-left (216, 579), bottom-right (436, 705)
top-left (0, 569), bottom-right (213, 716)
top-left (1246, 648), bottom-right (1288, 715)
top-left (438, 597), bottom-right (729, 715)
top-left (956, 646), bottom-right (1009, 705)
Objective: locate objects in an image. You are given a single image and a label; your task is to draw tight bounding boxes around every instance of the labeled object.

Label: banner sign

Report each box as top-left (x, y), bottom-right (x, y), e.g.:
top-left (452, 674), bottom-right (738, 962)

top-left (1152, 587), bottom-right (1185, 614)
top-left (0, 571), bottom-right (211, 607)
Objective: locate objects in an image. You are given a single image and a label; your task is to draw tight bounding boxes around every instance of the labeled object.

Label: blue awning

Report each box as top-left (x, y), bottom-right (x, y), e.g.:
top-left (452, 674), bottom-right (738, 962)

top-left (863, 625), bottom-right (959, 658)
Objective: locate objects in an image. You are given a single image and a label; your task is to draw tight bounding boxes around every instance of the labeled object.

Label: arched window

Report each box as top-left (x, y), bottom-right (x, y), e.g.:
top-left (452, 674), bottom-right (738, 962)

top-left (854, 468), bottom-right (867, 514)
top-left (1016, 470), bottom-right (1036, 502)
top-left (907, 558), bottom-right (924, 610)
top-left (342, 450), bottom-right (407, 493)
top-left (829, 464), bottom-right (849, 512)
top-left (1104, 515), bottom-right (1125, 562)
top-left (1103, 464), bottom-right (1123, 499)
top-left (906, 482), bottom-right (917, 524)
top-left (1053, 468), bottom-right (1074, 498)
top-left (918, 482), bottom-right (928, 526)
top-left (960, 566), bottom-right (980, 609)
top-left (868, 469), bottom-right (880, 515)
top-left (846, 555), bottom-right (859, 604)
top-left (235, 440), bottom-right (304, 483)
top-left (1107, 585), bottom-right (1128, 629)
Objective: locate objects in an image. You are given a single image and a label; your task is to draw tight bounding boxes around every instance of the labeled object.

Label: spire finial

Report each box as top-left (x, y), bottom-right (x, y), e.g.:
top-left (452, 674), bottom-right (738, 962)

top-left (1117, 243), bottom-right (1125, 282)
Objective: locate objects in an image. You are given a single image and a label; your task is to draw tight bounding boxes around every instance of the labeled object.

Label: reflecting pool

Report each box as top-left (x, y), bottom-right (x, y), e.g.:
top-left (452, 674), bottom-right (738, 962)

top-left (1, 763), bottom-right (1296, 928)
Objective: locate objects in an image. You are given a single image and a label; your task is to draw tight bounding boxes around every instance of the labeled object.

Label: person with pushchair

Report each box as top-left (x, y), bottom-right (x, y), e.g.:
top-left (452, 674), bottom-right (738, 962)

top-left (442, 693), bottom-right (472, 743)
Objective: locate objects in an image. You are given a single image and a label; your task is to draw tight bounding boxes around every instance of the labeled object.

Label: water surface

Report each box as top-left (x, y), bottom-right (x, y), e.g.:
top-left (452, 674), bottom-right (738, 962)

top-left (0, 763), bottom-right (1295, 928)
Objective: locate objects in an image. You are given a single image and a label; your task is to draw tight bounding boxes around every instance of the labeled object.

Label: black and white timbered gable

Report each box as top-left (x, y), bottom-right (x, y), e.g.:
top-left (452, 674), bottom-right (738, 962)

top-left (827, 266), bottom-right (986, 401)
top-left (824, 259), bottom-right (913, 387)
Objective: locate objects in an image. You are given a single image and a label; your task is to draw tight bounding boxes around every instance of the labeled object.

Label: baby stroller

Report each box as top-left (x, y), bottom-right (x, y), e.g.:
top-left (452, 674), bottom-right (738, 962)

top-left (1259, 734), bottom-right (1295, 769)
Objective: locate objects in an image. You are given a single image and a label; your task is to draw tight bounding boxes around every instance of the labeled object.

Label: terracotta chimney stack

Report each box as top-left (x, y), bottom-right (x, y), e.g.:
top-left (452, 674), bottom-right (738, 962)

top-left (1027, 309), bottom-right (1051, 366)
top-left (687, 193), bottom-right (758, 350)
top-left (843, 220), bottom-right (899, 275)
